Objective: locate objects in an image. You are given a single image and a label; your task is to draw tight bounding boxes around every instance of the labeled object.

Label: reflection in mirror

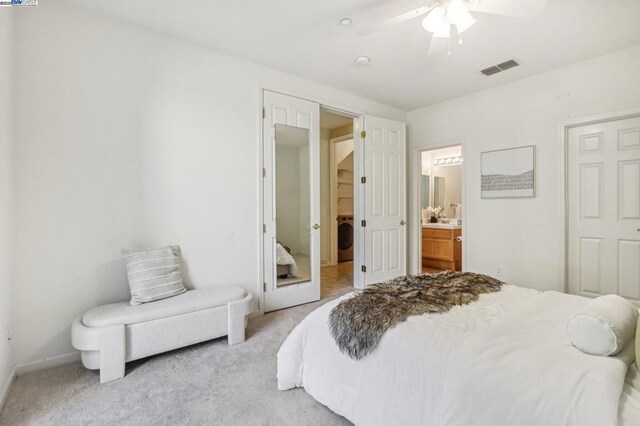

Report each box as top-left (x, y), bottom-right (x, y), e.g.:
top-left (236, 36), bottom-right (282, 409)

top-left (434, 176), bottom-right (445, 208)
top-left (274, 124), bottom-right (311, 287)
top-left (421, 175), bottom-right (430, 208)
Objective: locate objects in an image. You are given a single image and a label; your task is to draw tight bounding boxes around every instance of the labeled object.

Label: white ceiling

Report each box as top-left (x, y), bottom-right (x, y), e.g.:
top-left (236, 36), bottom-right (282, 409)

top-left (61, 0), bottom-right (640, 111)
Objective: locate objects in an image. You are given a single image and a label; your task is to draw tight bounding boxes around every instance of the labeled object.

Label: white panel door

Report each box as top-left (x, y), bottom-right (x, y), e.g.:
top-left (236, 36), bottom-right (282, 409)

top-left (568, 116), bottom-right (640, 303)
top-left (362, 116), bottom-right (407, 285)
top-left (263, 90), bottom-right (320, 312)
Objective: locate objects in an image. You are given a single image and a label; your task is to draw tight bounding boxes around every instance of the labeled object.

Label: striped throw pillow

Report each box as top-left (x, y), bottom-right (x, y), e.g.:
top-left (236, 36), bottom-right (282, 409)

top-left (121, 245), bottom-right (187, 305)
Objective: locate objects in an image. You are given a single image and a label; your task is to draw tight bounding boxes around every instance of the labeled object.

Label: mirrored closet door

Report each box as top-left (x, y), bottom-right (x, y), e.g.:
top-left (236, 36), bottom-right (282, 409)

top-left (263, 90), bottom-right (320, 312)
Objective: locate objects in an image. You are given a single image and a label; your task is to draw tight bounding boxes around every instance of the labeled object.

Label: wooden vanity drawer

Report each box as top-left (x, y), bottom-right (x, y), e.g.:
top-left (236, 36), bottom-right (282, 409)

top-left (422, 228), bottom-right (452, 240)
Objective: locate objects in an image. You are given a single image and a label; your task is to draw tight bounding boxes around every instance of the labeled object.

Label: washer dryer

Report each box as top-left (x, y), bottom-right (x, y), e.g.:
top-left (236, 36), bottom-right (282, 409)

top-left (337, 216), bottom-right (354, 262)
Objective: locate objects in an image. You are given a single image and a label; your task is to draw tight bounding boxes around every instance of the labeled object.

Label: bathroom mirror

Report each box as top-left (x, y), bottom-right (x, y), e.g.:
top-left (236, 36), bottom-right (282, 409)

top-left (274, 124), bottom-right (311, 287)
top-left (433, 176), bottom-right (445, 208)
top-left (421, 175), bottom-right (430, 208)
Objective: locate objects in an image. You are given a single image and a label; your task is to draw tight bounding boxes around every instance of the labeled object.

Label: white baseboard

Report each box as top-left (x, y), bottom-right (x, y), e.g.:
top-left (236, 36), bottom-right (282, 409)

top-left (1, 352), bottom-right (79, 414)
top-left (0, 366), bottom-right (16, 415)
top-left (14, 351), bottom-right (80, 376)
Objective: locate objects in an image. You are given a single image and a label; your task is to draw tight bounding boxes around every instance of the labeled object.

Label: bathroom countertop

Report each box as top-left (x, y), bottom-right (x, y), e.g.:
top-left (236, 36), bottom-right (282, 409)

top-left (422, 223), bottom-right (462, 230)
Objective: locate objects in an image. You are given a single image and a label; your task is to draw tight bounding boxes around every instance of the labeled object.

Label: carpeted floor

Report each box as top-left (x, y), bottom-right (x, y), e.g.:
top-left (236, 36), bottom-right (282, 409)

top-left (276, 254), bottom-right (311, 287)
top-left (0, 290), bottom-right (353, 426)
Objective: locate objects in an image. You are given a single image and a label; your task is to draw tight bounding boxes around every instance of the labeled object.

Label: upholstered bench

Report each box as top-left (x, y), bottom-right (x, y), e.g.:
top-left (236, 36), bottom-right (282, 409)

top-left (71, 286), bottom-right (253, 383)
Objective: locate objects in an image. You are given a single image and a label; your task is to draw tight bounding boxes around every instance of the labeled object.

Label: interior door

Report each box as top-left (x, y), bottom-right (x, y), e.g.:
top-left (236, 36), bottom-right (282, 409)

top-left (362, 116), bottom-right (407, 285)
top-left (568, 116), bottom-right (640, 303)
top-left (263, 90), bottom-right (320, 312)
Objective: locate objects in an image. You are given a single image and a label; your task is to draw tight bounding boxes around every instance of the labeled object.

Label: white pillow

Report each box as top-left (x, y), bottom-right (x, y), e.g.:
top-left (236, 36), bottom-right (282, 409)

top-left (122, 245), bottom-right (187, 306)
top-left (567, 294), bottom-right (638, 356)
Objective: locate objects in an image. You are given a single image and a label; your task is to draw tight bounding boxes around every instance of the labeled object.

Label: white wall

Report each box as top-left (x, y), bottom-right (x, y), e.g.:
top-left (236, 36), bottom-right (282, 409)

top-left (408, 44), bottom-right (640, 291)
top-left (275, 145), bottom-right (302, 253)
top-left (319, 128), bottom-right (331, 265)
top-left (0, 10), bottom-right (13, 404)
top-left (11, 2), bottom-right (405, 366)
top-left (335, 140), bottom-right (354, 166)
top-left (274, 143), bottom-right (310, 255)
top-left (298, 144), bottom-right (310, 255)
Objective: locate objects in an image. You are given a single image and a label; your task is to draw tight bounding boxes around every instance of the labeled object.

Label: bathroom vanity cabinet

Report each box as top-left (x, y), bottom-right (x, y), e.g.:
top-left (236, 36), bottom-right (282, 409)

top-left (421, 225), bottom-right (462, 272)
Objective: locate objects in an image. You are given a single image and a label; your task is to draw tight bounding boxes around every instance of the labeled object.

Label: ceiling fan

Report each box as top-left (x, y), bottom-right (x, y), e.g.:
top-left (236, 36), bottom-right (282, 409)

top-left (358, 0), bottom-right (547, 56)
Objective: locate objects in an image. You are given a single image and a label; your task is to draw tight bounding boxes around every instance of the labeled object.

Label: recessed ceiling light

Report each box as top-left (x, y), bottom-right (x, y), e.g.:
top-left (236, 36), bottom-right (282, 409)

top-left (355, 56), bottom-right (370, 66)
top-left (339, 18), bottom-right (352, 27)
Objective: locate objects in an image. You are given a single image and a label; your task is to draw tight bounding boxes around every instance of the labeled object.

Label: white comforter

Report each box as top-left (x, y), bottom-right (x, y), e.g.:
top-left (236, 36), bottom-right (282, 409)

top-left (276, 243), bottom-right (298, 277)
top-left (278, 285), bottom-right (635, 426)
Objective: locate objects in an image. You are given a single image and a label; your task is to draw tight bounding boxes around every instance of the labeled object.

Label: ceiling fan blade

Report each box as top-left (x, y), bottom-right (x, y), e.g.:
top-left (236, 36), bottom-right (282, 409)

top-left (427, 37), bottom-right (449, 56)
top-left (358, 4), bottom-right (437, 36)
top-left (467, 0), bottom-right (547, 19)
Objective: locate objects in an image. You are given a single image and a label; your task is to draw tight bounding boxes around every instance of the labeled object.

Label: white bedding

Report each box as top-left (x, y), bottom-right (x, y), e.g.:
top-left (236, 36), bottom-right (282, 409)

top-left (275, 243), bottom-right (298, 277)
top-left (620, 364), bottom-right (640, 424)
top-left (278, 285), bottom-right (637, 426)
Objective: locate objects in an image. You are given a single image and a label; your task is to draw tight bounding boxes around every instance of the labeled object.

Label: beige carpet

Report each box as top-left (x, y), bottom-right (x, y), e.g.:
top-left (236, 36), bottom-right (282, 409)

top-left (277, 253), bottom-right (310, 287)
top-left (0, 291), bottom-right (353, 426)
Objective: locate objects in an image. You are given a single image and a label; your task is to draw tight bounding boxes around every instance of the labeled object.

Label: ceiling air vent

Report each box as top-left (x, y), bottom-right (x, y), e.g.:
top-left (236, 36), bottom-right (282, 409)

top-left (480, 66), bottom-right (501, 76)
top-left (497, 59), bottom-right (519, 71)
top-left (481, 59), bottom-right (520, 76)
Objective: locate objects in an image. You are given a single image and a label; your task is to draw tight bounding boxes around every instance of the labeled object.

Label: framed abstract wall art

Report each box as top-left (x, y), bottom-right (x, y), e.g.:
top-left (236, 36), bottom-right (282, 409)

top-left (481, 145), bottom-right (535, 198)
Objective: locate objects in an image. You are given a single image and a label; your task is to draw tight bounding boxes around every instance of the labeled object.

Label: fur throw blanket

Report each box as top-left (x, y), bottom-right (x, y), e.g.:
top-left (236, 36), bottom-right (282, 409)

top-left (328, 271), bottom-right (503, 360)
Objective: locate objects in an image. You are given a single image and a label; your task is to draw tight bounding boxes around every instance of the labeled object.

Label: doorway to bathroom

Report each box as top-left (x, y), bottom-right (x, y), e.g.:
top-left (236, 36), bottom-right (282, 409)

top-left (418, 145), bottom-right (464, 274)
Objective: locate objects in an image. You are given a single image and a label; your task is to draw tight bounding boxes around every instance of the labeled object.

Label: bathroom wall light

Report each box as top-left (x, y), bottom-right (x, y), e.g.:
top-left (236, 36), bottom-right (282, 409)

top-left (433, 156), bottom-right (463, 166)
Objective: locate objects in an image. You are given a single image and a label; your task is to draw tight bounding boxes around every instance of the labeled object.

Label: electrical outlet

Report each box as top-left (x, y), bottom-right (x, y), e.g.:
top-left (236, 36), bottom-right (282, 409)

top-left (4, 326), bottom-right (11, 344)
top-left (496, 267), bottom-right (503, 277)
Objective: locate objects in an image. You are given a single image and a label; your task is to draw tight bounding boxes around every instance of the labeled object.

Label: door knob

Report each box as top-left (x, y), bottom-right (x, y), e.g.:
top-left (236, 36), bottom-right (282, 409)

top-left (400, 220), bottom-right (406, 226)
top-left (313, 224), bottom-right (320, 230)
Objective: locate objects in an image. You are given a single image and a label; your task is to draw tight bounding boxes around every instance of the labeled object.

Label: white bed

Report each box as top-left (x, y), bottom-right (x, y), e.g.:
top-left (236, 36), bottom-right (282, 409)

top-left (278, 285), bottom-right (640, 425)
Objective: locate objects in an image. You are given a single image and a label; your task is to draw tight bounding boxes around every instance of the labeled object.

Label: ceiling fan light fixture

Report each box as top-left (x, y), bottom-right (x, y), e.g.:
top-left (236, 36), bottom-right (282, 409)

top-left (423, 0), bottom-right (476, 38)
top-left (448, 0), bottom-right (476, 34)
top-left (432, 24), bottom-right (452, 39)
top-left (451, 11), bottom-right (476, 33)
top-left (421, 5), bottom-right (446, 33)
